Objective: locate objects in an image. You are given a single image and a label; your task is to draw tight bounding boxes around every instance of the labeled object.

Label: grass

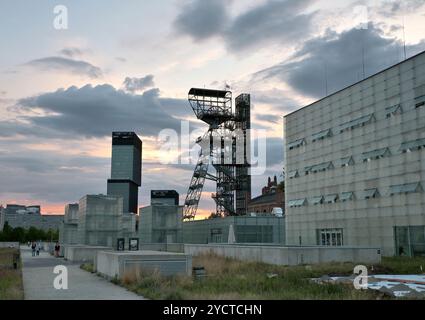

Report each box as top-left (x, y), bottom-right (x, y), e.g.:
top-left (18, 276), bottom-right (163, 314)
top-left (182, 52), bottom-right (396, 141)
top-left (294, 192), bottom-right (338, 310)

top-left (0, 248), bottom-right (24, 300)
top-left (116, 253), bottom-right (405, 300)
top-left (80, 263), bottom-right (95, 273)
top-left (79, 252), bottom-right (425, 300)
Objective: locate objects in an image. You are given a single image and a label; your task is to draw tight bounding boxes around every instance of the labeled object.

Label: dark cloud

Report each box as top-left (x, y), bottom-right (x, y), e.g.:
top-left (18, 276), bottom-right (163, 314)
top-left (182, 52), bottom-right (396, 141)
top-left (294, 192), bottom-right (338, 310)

top-left (59, 47), bottom-right (84, 58)
top-left (174, 0), bottom-right (315, 52)
top-left (1, 84), bottom-right (187, 139)
top-left (376, 0), bottom-right (425, 18)
top-left (0, 149), bottom-right (108, 203)
top-left (24, 56), bottom-right (102, 78)
top-left (256, 114), bottom-right (281, 124)
top-left (123, 75), bottom-right (155, 93)
top-left (173, 0), bottom-right (229, 40)
top-left (224, 0), bottom-right (316, 52)
top-left (255, 25), bottom-right (425, 98)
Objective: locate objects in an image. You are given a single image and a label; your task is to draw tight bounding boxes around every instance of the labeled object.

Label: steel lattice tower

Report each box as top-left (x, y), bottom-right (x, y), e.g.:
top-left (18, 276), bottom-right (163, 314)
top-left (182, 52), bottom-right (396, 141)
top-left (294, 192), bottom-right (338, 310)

top-left (183, 88), bottom-right (251, 220)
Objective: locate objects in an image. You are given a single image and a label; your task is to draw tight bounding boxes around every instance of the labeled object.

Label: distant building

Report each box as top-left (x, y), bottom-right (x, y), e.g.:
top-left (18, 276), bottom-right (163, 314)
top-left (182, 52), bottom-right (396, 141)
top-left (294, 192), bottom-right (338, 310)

top-left (139, 190), bottom-right (183, 243)
top-left (2, 204), bottom-right (62, 231)
top-left (107, 132), bottom-right (142, 214)
top-left (284, 51), bottom-right (425, 256)
top-left (0, 205), bottom-right (5, 231)
top-left (247, 176), bottom-right (284, 215)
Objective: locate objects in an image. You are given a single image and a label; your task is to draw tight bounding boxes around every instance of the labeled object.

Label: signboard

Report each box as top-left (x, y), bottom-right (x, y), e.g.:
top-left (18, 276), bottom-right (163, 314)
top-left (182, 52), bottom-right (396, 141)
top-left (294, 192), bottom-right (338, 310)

top-left (129, 238), bottom-right (139, 251)
top-left (117, 238), bottom-right (125, 251)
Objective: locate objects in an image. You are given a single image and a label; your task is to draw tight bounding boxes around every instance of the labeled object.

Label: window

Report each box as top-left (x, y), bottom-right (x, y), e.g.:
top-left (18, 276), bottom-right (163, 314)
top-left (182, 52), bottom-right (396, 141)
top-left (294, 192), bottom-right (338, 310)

top-left (306, 161), bottom-right (334, 174)
top-left (339, 114), bottom-right (375, 133)
top-left (340, 192), bottom-right (354, 202)
top-left (288, 199), bottom-right (307, 208)
top-left (210, 228), bottom-right (223, 243)
top-left (310, 196), bottom-right (323, 205)
top-left (400, 138), bottom-right (425, 153)
top-left (341, 156), bottom-right (354, 167)
top-left (395, 226), bottom-right (425, 257)
top-left (363, 188), bottom-right (379, 199)
top-left (415, 85), bottom-right (425, 108)
top-left (362, 147), bottom-right (391, 162)
top-left (415, 96), bottom-right (425, 108)
top-left (317, 228), bottom-right (344, 246)
top-left (386, 104), bottom-right (402, 118)
top-left (287, 170), bottom-right (299, 179)
top-left (324, 194), bottom-right (338, 204)
top-left (389, 182), bottom-right (423, 195)
top-left (288, 138), bottom-right (306, 150)
top-left (312, 129), bottom-right (332, 142)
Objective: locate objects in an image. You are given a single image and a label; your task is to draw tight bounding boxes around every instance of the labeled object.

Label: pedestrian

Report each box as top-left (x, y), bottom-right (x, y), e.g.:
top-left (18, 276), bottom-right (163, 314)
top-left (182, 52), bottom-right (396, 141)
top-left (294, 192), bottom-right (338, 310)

top-left (54, 242), bottom-right (60, 257)
top-left (36, 242), bottom-right (40, 256)
top-left (31, 241), bottom-right (36, 257)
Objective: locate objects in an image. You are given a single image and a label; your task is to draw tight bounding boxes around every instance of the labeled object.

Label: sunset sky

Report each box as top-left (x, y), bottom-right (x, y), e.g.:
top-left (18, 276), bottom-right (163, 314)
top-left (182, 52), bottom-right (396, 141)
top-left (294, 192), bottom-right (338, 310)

top-left (1, 0), bottom-right (424, 217)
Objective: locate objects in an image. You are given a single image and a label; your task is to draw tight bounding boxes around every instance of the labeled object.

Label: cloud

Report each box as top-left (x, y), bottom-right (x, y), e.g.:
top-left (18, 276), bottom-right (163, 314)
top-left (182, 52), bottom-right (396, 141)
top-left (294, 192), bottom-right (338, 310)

top-left (123, 75), bottom-right (155, 93)
top-left (376, 0), bottom-right (425, 18)
top-left (59, 47), bottom-right (84, 58)
top-left (173, 0), bottom-right (316, 52)
top-left (173, 0), bottom-right (229, 40)
top-left (224, 0), bottom-right (316, 52)
top-left (0, 84), bottom-right (189, 139)
top-left (255, 25), bottom-right (425, 98)
top-left (24, 56), bottom-right (102, 78)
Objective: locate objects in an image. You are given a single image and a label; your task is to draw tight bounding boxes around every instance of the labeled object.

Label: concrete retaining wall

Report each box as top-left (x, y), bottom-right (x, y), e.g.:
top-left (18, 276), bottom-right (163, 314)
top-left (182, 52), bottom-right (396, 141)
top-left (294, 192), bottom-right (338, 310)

top-left (184, 244), bottom-right (382, 266)
top-left (139, 243), bottom-right (184, 253)
top-left (96, 250), bottom-right (192, 280)
top-left (64, 245), bottom-right (112, 263)
top-left (0, 242), bottom-right (20, 249)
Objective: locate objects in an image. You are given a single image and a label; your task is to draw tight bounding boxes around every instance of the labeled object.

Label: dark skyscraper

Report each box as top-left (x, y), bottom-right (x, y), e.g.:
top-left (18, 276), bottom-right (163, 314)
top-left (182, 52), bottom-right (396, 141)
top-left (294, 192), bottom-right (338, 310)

top-left (107, 132), bottom-right (142, 214)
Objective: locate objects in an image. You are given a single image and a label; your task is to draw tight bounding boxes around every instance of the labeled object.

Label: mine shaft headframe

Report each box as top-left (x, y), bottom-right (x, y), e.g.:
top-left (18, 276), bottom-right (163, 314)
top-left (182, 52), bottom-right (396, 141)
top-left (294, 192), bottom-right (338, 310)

top-left (188, 88), bottom-right (233, 126)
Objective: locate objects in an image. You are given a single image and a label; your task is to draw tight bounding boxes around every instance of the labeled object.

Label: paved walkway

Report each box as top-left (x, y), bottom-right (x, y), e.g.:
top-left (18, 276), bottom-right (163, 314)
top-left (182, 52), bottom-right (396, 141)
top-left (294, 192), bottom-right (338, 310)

top-left (20, 246), bottom-right (145, 300)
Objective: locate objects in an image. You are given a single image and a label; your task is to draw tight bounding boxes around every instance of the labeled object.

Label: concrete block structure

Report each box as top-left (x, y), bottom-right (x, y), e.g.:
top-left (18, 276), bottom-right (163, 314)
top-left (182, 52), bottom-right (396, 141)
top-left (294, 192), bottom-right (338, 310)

top-left (78, 194), bottom-right (128, 247)
top-left (59, 204), bottom-right (79, 246)
top-left (96, 250), bottom-right (192, 279)
top-left (182, 216), bottom-right (285, 245)
top-left (139, 206), bottom-right (183, 244)
top-left (284, 51), bottom-right (425, 256)
top-left (139, 190), bottom-right (183, 244)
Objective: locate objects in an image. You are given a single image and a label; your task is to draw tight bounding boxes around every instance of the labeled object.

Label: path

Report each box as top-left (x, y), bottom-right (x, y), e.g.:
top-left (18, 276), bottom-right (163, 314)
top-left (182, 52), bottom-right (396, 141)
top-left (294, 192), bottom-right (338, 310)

top-left (20, 246), bottom-right (145, 300)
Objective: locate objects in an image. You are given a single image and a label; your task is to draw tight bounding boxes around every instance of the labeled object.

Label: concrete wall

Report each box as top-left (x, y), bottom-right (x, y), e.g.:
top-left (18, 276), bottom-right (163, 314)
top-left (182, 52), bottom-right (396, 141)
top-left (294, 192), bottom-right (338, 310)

top-left (64, 245), bottom-right (112, 263)
top-left (0, 242), bottom-right (20, 249)
top-left (96, 250), bottom-right (192, 279)
top-left (184, 244), bottom-right (382, 266)
top-left (284, 51), bottom-right (425, 256)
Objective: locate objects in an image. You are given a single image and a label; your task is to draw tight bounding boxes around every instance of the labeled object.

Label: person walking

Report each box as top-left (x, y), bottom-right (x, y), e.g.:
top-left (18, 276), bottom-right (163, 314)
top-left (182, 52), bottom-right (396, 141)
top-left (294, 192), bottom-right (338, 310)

top-left (31, 241), bottom-right (36, 257)
top-left (36, 242), bottom-right (40, 256)
top-left (54, 242), bottom-right (60, 258)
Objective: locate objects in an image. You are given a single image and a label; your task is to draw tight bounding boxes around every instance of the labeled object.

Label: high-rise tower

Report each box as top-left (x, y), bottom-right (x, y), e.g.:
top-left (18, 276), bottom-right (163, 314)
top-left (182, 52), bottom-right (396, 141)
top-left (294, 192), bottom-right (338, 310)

top-left (107, 132), bottom-right (142, 214)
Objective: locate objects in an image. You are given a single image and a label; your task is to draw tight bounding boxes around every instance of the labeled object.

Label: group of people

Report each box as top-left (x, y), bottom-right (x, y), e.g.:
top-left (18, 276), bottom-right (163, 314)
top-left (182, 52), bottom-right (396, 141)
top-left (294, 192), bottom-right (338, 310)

top-left (28, 241), bottom-right (61, 257)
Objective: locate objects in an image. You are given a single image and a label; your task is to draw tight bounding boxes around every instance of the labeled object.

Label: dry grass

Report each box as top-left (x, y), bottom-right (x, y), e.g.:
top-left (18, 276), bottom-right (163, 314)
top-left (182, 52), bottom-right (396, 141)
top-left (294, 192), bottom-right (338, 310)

top-left (117, 253), bottom-right (386, 300)
top-left (0, 248), bottom-right (24, 300)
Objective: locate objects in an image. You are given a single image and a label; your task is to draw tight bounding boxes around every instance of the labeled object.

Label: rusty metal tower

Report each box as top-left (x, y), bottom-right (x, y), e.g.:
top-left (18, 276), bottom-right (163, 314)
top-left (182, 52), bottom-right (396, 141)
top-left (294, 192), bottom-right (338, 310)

top-left (183, 88), bottom-right (251, 220)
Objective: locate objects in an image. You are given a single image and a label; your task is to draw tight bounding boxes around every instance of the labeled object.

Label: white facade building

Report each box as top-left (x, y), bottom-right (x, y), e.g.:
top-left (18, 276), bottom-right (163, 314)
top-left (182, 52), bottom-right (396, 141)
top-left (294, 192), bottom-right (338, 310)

top-left (284, 51), bottom-right (425, 256)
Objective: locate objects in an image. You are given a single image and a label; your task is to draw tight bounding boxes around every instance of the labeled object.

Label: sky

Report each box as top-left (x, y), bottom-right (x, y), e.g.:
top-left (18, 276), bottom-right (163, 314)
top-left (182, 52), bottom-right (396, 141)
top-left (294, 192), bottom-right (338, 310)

top-left (0, 0), bottom-right (425, 217)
